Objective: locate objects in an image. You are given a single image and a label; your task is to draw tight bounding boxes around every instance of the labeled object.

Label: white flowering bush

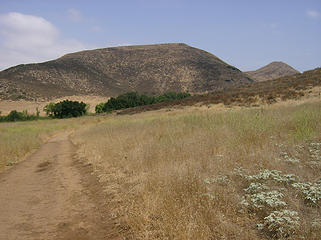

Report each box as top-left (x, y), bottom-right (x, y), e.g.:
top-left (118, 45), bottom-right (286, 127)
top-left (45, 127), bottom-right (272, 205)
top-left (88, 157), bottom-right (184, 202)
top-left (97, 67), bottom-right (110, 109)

top-left (244, 182), bottom-right (269, 194)
top-left (292, 181), bottom-right (321, 205)
top-left (250, 169), bottom-right (297, 184)
top-left (235, 168), bottom-right (297, 185)
top-left (263, 210), bottom-right (300, 238)
top-left (234, 167), bottom-right (304, 238)
top-left (277, 151), bottom-right (300, 164)
top-left (233, 165), bottom-right (321, 237)
top-left (242, 190), bottom-right (286, 210)
top-left (233, 166), bottom-right (247, 178)
top-left (309, 142), bottom-right (321, 164)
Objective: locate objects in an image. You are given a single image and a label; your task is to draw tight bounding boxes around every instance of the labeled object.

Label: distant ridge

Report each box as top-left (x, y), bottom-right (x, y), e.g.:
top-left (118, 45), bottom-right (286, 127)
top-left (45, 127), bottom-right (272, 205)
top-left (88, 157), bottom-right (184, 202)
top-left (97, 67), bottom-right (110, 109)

top-left (0, 43), bottom-right (252, 100)
top-left (246, 61), bottom-right (300, 82)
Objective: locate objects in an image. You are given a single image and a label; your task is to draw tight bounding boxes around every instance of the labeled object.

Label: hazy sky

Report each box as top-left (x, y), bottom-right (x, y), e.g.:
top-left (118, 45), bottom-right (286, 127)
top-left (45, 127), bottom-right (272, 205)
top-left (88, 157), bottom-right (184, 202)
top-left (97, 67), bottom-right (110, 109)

top-left (0, 0), bottom-right (320, 72)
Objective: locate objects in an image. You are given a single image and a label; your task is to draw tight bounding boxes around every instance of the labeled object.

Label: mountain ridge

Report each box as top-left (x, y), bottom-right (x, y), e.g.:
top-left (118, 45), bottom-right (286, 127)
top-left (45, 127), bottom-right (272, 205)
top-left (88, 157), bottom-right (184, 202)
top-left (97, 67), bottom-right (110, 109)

top-left (246, 61), bottom-right (299, 82)
top-left (0, 43), bottom-right (252, 100)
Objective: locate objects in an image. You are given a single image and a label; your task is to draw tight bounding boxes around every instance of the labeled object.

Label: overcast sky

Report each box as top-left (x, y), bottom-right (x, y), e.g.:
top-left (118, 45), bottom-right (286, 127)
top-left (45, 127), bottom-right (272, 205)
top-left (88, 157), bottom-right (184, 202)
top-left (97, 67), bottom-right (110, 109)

top-left (0, 0), bottom-right (320, 72)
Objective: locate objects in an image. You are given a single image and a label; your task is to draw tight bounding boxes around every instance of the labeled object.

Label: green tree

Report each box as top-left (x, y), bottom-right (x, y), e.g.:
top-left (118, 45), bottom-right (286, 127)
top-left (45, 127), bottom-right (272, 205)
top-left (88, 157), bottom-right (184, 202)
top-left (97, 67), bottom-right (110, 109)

top-left (6, 110), bottom-right (24, 122)
top-left (97, 91), bottom-right (191, 113)
top-left (36, 107), bottom-right (40, 117)
top-left (51, 100), bottom-right (87, 118)
top-left (95, 102), bottom-right (105, 114)
top-left (43, 102), bottom-right (56, 117)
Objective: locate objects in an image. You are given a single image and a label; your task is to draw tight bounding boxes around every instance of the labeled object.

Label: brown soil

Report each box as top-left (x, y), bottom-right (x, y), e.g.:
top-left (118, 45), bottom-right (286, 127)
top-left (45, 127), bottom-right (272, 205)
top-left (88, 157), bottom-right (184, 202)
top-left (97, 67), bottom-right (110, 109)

top-left (0, 132), bottom-right (119, 240)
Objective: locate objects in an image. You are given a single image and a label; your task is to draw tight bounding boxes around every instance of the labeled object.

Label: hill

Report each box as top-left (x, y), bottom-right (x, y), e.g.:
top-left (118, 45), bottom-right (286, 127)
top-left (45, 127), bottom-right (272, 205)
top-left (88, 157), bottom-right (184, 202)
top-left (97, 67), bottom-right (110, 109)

top-left (246, 61), bottom-right (299, 82)
top-left (119, 67), bottom-right (321, 114)
top-left (0, 43), bottom-right (252, 100)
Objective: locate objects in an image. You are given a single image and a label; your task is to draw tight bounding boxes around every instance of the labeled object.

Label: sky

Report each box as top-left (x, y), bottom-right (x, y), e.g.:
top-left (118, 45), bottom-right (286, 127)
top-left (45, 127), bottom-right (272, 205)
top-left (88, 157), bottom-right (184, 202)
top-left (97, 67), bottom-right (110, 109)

top-left (0, 0), bottom-right (320, 72)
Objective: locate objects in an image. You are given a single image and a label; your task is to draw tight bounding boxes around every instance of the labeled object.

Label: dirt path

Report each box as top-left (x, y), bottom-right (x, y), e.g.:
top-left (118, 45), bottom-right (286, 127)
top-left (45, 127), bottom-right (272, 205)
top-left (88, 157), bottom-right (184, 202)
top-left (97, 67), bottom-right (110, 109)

top-left (0, 132), bottom-right (118, 240)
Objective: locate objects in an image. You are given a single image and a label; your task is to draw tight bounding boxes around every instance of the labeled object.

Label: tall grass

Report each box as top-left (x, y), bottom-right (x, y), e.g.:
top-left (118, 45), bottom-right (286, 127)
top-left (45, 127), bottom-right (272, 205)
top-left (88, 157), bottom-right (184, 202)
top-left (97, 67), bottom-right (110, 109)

top-left (2, 101), bottom-right (319, 239)
top-left (73, 101), bottom-right (321, 239)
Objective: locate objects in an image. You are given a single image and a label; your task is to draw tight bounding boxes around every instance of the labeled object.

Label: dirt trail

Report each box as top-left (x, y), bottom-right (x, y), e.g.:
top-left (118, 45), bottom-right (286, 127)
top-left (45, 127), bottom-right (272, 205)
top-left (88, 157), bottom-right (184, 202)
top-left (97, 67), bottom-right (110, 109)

top-left (0, 132), bottom-right (118, 240)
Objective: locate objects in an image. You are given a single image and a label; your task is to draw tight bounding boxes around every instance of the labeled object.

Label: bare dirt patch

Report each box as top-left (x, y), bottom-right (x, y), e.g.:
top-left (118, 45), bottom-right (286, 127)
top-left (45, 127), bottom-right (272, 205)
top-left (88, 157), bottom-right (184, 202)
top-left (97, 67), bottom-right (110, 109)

top-left (0, 132), bottom-right (119, 240)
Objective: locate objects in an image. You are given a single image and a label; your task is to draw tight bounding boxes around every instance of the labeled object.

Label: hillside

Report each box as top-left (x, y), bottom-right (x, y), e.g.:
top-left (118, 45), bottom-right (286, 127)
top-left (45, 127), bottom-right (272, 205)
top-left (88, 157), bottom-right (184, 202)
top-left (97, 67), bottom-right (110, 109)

top-left (0, 43), bottom-right (252, 100)
top-left (246, 61), bottom-right (299, 82)
top-left (119, 67), bottom-right (321, 114)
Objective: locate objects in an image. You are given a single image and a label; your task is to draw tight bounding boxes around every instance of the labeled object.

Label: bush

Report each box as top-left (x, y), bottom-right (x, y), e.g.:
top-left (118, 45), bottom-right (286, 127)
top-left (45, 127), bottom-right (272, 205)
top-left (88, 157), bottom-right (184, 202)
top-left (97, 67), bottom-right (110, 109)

top-left (44, 100), bottom-right (88, 118)
top-left (264, 210), bottom-right (300, 238)
top-left (155, 91), bottom-right (191, 102)
top-left (0, 110), bottom-right (39, 122)
top-left (43, 102), bottom-right (56, 117)
top-left (6, 110), bottom-right (24, 121)
top-left (292, 182), bottom-right (321, 205)
top-left (103, 92), bottom-right (145, 112)
top-left (98, 91), bottom-right (191, 113)
top-left (95, 102), bottom-right (105, 114)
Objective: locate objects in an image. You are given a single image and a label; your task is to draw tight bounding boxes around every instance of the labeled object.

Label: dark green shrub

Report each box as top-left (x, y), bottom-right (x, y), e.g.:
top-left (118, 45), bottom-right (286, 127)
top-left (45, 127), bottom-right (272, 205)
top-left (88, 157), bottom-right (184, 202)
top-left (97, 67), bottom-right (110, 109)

top-left (102, 92), bottom-right (152, 112)
top-left (98, 91), bottom-right (191, 113)
top-left (51, 100), bottom-right (87, 118)
top-left (155, 91), bottom-right (191, 102)
top-left (6, 110), bottom-right (24, 121)
top-left (95, 102), bottom-right (105, 114)
top-left (0, 110), bottom-right (40, 122)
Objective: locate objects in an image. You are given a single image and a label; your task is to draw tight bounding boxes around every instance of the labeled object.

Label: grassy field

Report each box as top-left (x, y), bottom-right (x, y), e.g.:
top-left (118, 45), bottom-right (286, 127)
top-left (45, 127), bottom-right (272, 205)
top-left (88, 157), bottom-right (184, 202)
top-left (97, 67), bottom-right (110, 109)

top-left (72, 100), bottom-right (321, 239)
top-left (1, 98), bottom-right (320, 239)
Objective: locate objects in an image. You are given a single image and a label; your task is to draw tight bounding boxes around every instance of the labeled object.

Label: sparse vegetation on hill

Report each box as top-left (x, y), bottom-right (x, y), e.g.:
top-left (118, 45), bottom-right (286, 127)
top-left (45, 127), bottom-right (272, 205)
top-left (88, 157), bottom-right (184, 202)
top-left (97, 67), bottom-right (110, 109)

top-left (0, 43), bottom-right (252, 100)
top-left (246, 61), bottom-right (300, 82)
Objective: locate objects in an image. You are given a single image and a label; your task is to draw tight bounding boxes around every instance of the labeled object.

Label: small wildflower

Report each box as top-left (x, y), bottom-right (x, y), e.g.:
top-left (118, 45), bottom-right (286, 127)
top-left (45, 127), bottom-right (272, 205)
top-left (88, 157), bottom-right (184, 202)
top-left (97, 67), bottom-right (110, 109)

top-left (256, 223), bottom-right (264, 230)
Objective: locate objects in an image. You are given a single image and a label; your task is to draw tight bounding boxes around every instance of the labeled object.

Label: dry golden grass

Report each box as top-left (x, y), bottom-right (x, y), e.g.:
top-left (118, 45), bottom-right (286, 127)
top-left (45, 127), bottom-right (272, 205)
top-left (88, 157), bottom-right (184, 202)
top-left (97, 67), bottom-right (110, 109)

top-left (1, 97), bottom-right (319, 239)
top-left (73, 100), bottom-right (321, 239)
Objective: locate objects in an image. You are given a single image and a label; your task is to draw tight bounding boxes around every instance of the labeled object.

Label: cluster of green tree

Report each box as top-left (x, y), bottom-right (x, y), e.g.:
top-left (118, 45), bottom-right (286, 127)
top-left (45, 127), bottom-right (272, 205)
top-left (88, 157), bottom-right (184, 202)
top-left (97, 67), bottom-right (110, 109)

top-left (44, 100), bottom-right (88, 118)
top-left (96, 91), bottom-right (191, 113)
top-left (0, 109), bottom-right (40, 122)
